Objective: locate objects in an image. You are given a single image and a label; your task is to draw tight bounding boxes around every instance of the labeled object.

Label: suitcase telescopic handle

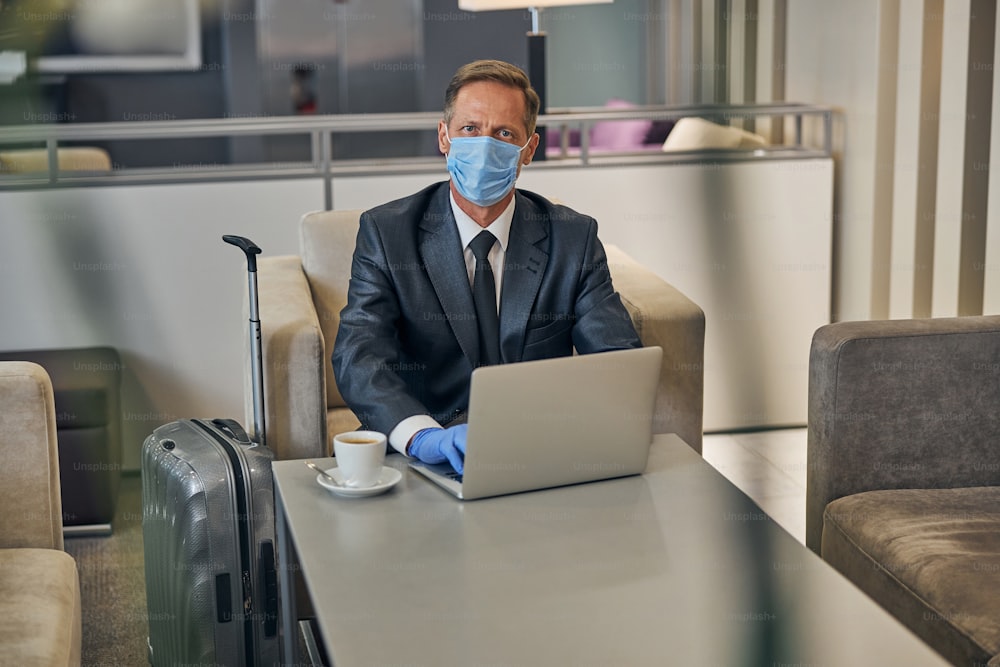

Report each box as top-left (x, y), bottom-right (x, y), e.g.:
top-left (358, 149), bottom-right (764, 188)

top-left (223, 235), bottom-right (267, 447)
top-left (222, 235), bottom-right (261, 272)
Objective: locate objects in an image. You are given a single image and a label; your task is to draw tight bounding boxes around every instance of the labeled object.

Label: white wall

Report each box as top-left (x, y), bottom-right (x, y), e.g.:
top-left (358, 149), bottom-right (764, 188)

top-left (786, 0), bottom-right (1000, 320)
top-left (1, 156), bottom-right (831, 470)
top-left (333, 158), bottom-right (834, 431)
top-left (1, 181), bottom-right (322, 470)
top-left (519, 159), bottom-right (833, 432)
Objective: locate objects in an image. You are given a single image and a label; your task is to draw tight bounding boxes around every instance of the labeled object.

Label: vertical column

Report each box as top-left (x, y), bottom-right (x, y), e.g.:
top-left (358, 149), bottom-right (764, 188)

top-left (528, 30), bottom-right (547, 161)
top-left (889, 0), bottom-right (926, 319)
top-left (754, 0), bottom-right (786, 142)
top-left (932, 0), bottom-right (972, 316)
top-left (728, 0), bottom-right (746, 105)
top-left (870, 0), bottom-right (901, 319)
top-left (985, 3), bottom-right (1000, 314)
top-left (957, 0), bottom-right (995, 314)
top-left (913, 0), bottom-right (944, 318)
top-left (699, 0), bottom-right (714, 102)
top-left (689, 0), bottom-right (704, 103)
top-left (726, 0), bottom-right (759, 129)
top-left (667, 0), bottom-right (687, 104)
top-left (700, 0), bottom-right (727, 102)
top-left (771, 0), bottom-right (786, 141)
top-left (715, 0), bottom-right (731, 102)
top-left (743, 0), bottom-right (759, 112)
top-left (645, 0), bottom-right (670, 105)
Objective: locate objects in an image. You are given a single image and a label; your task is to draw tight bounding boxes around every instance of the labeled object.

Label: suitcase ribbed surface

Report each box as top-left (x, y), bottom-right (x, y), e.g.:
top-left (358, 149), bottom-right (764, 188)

top-left (142, 419), bottom-right (278, 667)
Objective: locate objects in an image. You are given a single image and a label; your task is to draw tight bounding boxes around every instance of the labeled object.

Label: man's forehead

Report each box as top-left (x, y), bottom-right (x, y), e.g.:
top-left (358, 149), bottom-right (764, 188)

top-left (454, 81), bottom-right (524, 108)
top-left (451, 82), bottom-right (528, 129)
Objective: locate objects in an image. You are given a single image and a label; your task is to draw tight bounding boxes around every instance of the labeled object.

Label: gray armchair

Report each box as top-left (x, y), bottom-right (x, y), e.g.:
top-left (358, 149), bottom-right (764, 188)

top-left (807, 315), bottom-right (1000, 667)
top-left (251, 209), bottom-right (705, 461)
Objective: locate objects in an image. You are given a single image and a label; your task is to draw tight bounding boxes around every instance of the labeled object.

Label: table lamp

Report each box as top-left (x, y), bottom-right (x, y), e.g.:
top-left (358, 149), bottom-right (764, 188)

top-left (458, 0), bottom-right (614, 160)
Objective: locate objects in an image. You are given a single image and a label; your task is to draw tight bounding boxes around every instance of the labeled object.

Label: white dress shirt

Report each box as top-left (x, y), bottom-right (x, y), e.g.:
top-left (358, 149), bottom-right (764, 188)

top-left (388, 193), bottom-right (517, 454)
top-left (453, 192), bottom-right (514, 311)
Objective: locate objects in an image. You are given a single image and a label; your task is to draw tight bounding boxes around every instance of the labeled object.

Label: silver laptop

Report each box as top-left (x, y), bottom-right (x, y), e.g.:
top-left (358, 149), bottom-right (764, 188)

top-left (408, 346), bottom-right (663, 500)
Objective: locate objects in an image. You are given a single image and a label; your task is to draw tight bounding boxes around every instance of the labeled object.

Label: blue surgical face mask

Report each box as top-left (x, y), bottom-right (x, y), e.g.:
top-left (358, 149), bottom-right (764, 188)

top-left (445, 131), bottom-right (532, 207)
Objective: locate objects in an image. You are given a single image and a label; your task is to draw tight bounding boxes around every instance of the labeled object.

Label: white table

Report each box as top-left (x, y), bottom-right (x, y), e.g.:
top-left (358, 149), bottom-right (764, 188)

top-left (273, 434), bottom-right (948, 666)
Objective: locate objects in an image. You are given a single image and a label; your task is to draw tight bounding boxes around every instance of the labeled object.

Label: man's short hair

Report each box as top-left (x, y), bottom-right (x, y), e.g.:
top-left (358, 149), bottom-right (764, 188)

top-left (443, 60), bottom-right (541, 137)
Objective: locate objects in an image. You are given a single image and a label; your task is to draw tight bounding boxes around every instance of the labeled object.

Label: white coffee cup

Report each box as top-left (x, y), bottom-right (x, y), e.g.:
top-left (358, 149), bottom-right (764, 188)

top-left (333, 430), bottom-right (386, 488)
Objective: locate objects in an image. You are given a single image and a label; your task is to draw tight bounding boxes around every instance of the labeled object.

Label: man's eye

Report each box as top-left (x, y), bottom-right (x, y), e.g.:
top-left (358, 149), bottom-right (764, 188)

top-left (462, 125), bottom-right (476, 134)
top-left (499, 130), bottom-right (513, 138)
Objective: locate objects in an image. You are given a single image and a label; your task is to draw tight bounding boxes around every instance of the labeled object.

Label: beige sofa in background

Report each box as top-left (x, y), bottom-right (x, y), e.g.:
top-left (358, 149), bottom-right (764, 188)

top-left (249, 208), bottom-right (706, 461)
top-left (661, 116), bottom-right (768, 152)
top-left (0, 147), bottom-right (112, 174)
top-left (0, 362), bottom-right (82, 667)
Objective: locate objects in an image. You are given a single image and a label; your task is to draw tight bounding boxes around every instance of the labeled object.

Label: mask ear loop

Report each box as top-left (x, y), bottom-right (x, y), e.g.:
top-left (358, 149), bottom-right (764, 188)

top-left (518, 134), bottom-right (533, 165)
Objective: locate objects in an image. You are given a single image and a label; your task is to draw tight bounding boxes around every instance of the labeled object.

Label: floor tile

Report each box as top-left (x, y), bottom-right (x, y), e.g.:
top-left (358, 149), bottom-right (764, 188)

top-left (703, 428), bottom-right (808, 545)
top-left (733, 428), bottom-right (809, 489)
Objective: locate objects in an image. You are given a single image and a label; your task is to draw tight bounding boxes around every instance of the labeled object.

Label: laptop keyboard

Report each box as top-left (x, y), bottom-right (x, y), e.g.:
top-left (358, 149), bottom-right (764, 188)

top-left (445, 470), bottom-right (463, 483)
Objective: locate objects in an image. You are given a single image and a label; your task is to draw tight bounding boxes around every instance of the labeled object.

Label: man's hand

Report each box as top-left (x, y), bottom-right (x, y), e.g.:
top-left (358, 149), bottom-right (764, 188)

top-left (408, 425), bottom-right (468, 473)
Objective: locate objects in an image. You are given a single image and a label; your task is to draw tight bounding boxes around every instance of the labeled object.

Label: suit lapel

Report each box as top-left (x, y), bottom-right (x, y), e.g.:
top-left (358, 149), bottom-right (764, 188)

top-left (419, 187), bottom-right (480, 366)
top-left (500, 193), bottom-right (549, 363)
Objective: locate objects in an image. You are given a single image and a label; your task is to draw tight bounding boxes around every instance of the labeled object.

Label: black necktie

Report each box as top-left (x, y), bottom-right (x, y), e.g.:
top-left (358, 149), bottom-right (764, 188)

top-left (470, 230), bottom-right (501, 366)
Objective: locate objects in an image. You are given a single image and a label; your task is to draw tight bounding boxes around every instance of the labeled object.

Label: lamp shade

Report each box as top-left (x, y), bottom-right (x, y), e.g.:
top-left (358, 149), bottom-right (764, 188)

top-left (459, 0), bottom-right (612, 10)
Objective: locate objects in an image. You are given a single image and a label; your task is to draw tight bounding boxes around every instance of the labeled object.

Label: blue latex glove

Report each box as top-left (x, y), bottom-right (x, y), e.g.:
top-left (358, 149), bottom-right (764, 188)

top-left (408, 425), bottom-right (468, 474)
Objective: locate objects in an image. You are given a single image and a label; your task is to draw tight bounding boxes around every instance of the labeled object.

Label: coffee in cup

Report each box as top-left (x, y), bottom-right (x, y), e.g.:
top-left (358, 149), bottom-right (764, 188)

top-left (338, 437), bottom-right (381, 445)
top-left (333, 430), bottom-right (386, 488)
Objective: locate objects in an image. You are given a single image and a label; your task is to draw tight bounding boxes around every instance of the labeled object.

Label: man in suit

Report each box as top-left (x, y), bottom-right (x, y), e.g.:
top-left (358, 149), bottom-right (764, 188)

top-left (333, 60), bottom-right (641, 473)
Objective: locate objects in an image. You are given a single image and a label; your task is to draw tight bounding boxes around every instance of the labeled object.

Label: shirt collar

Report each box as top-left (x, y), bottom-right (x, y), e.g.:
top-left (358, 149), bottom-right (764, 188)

top-left (450, 191), bottom-right (515, 252)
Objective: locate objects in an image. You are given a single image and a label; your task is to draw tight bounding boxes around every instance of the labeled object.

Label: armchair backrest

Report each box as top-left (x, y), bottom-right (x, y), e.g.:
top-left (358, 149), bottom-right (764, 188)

top-left (299, 209), bottom-right (363, 410)
top-left (806, 315), bottom-right (1000, 552)
top-left (295, 208), bottom-right (704, 454)
top-left (0, 361), bottom-right (64, 550)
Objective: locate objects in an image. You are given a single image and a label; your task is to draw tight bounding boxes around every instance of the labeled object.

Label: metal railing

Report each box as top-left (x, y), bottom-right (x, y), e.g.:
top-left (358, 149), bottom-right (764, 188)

top-left (0, 102), bottom-right (833, 209)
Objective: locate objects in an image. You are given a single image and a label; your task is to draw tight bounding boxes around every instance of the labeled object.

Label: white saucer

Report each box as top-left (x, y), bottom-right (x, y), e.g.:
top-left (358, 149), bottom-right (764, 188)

top-left (316, 466), bottom-right (402, 498)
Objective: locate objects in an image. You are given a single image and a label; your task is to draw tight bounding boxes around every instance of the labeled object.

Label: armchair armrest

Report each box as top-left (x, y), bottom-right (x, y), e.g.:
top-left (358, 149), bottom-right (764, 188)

top-left (606, 245), bottom-right (706, 453)
top-left (806, 315), bottom-right (1000, 552)
top-left (0, 362), bottom-right (64, 550)
top-left (251, 256), bottom-right (328, 460)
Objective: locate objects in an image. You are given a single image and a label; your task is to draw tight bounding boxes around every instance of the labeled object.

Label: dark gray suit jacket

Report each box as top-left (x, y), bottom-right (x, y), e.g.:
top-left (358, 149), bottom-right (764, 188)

top-left (332, 182), bottom-right (641, 436)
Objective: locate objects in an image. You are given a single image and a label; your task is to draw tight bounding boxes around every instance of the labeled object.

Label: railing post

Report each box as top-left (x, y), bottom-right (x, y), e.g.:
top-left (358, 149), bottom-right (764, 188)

top-left (320, 129), bottom-right (332, 211)
top-left (46, 138), bottom-right (58, 184)
top-left (823, 110), bottom-right (833, 156)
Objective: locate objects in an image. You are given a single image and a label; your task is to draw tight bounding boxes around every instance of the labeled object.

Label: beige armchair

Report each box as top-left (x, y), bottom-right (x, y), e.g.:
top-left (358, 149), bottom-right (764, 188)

top-left (0, 362), bottom-right (82, 666)
top-left (0, 148), bottom-right (112, 174)
top-left (252, 209), bottom-right (705, 461)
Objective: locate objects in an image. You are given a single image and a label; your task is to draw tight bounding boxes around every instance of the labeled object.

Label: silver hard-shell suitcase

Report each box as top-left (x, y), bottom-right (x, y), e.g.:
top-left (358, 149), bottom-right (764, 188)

top-left (142, 236), bottom-right (280, 666)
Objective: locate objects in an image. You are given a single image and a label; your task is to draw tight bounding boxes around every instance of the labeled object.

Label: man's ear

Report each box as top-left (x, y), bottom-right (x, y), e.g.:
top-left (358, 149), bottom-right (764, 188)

top-left (437, 120), bottom-right (450, 155)
top-left (523, 132), bottom-right (540, 165)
